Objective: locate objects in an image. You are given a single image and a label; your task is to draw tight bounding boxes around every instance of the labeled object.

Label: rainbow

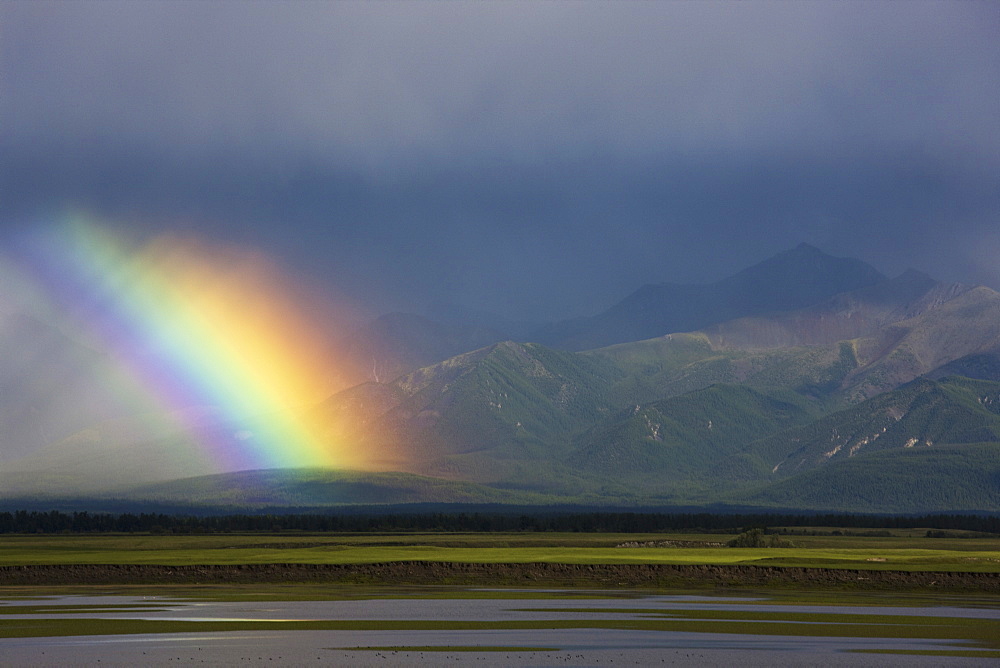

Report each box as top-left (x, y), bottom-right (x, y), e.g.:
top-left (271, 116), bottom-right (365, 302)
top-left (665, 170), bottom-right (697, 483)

top-left (6, 216), bottom-right (375, 472)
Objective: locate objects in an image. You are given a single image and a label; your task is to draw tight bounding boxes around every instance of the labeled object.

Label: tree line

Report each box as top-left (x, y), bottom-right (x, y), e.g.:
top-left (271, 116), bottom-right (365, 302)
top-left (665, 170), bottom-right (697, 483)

top-left (1, 509), bottom-right (999, 535)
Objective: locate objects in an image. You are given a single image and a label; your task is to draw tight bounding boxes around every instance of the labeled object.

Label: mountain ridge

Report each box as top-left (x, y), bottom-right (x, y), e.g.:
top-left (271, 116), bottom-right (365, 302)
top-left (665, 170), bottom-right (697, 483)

top-left (4, 243), bottom-right (1000, 513)
top-left (532, 243), bottom-right (887, 351)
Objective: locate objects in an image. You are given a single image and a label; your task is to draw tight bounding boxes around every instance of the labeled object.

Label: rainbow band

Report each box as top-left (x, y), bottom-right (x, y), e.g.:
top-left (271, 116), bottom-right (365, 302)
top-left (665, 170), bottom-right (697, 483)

top-left (10, 216), bottom-right (369, 472)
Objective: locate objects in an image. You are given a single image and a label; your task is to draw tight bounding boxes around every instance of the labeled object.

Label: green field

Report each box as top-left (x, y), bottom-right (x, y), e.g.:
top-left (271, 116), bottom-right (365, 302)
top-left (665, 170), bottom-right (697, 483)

top-left (1, 530), bottom-right (999, 573)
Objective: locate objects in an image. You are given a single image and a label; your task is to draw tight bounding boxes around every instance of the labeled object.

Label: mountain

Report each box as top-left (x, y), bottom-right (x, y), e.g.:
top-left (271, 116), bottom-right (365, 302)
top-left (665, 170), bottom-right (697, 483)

top-left (590, 280), bottom-right (1000, 405)
top-left (710, 376), bottom-right (1000, 513)
top-left (305, 275), bottom-right (1000, 509)
top-left (315, 341), bottom-right (625, 492)
top-left (21, 377), bottom-right (1000, 512)
top-left (556, 375), bottom-right (1000, 511)
top-left (5, 244), bottom-right (1000, 513)
top-left (702, 269), bottom-right (970, 349)
top-left (841, 285), bottom-right (1000, 400)
top-left (590, 333), bottom-right (859, 407)
top-left (534, 243), bottom-right (886, 351)
top-left (312, 278), bottom-right (1000, 493)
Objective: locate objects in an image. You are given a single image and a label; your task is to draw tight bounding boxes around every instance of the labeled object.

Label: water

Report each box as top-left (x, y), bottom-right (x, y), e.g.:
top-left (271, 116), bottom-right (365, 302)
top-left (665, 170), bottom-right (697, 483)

top-left (1, 589), bottom-right (998, 666)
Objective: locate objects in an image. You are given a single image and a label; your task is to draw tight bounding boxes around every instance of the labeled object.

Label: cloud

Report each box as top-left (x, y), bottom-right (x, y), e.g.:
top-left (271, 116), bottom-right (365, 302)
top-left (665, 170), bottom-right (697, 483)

top-left (5, 2), bottom-right (996, 162)
top-left (2, 1), bottom-right (998, 319)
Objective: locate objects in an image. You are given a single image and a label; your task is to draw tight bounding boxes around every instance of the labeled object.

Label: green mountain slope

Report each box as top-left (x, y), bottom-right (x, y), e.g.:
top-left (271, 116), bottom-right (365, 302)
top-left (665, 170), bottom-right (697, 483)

top-left (762, 376), bottom-right (1000, 478)
top-left (315, 341), bottom-right (625, 483)
top-left (569, 384), bottom-right (819, 492)
top-left (926, 352), bottom-right (1000, 382)
top-left (590, 333), bottom-right (861, 406)
top-left (734, 443), bottom-right (1000, 513)
top-left (391, 341), bottom-right (624, 457)
top-left (128, 280), bottom-right (1000, 507)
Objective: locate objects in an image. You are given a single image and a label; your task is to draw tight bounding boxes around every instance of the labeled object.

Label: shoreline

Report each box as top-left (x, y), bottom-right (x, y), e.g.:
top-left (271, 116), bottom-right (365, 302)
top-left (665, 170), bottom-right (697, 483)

top-left (3, 562), bottom-right (1000, 591)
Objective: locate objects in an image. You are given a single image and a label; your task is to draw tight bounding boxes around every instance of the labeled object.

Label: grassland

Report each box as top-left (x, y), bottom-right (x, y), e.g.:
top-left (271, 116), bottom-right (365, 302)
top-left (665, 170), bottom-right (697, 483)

top-left (1, 530), bottom-right (998, 580)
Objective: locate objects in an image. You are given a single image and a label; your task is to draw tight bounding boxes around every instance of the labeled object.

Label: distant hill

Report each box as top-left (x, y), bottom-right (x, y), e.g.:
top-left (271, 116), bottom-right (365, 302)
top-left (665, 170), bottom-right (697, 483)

top-left (119, 468), bottom-right (567, 507)
top-left (534, 243), bottom-right (886, 351)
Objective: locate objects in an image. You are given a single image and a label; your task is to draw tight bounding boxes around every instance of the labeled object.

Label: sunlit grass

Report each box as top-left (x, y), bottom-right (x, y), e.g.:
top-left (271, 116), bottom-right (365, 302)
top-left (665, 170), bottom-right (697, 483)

top-left (0, 583), bottom-right (638, 603)
top-left (1, 532), bottom-right (998, 572)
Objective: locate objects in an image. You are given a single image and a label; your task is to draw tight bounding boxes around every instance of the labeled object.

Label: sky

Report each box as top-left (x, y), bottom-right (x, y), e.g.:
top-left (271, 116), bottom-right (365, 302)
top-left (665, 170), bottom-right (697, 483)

top-left (2, 1), bottom-right (999, 323)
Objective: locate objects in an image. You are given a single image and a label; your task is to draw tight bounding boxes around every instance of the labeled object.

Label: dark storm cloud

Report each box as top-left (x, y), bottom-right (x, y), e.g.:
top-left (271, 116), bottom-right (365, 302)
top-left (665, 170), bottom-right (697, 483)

top-left (2, 1), bottom-right (998, 320)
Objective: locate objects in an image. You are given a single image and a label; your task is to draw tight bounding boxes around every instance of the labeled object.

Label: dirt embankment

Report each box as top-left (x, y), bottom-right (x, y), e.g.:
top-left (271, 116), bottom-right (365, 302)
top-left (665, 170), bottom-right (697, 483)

top-left (2, 562), bottom-right (999, 591)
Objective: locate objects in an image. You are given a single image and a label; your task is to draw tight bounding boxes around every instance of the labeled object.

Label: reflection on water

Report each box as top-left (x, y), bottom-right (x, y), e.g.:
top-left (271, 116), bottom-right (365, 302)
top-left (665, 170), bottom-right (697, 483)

top-left (1, 588), bottom-right (998, 666)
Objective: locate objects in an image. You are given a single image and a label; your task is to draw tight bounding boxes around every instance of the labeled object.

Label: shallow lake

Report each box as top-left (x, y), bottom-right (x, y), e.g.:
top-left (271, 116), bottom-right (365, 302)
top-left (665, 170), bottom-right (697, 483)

top-left (2, 588), bottom-right (998, 666)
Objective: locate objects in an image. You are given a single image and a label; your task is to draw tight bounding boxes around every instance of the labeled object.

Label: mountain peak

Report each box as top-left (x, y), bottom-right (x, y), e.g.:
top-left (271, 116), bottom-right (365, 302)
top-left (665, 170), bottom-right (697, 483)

top-left (536, 244), bottom-right (887, 350)
top-left (723, 244), bottom-right (885, 307)
top-left (736, 243), bottom-right (882, 280)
